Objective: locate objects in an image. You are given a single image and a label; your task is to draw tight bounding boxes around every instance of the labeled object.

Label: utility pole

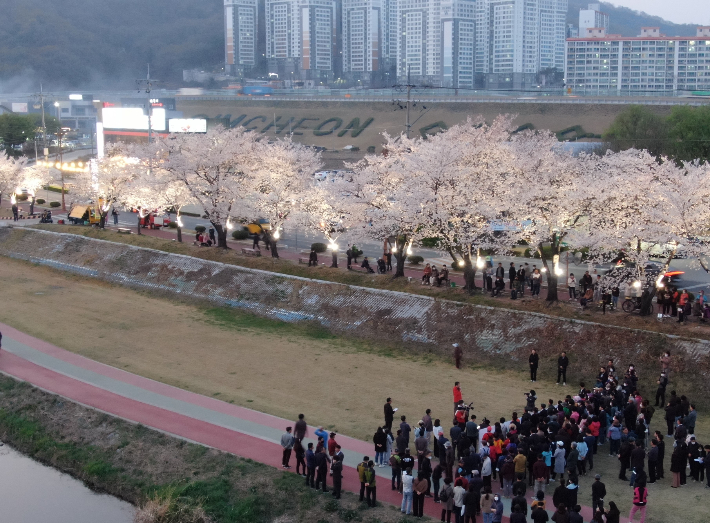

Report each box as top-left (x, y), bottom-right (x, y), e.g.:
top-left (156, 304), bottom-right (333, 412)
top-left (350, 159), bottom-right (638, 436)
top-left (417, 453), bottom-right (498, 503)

top-left (136, 64), bottom-right (155, 143)
top-left (392, 66), bottom-right (429, 140)
top-left (406, 65), bottom-right (412, 139)
top-left (34, 84), bottom-right (50, 161)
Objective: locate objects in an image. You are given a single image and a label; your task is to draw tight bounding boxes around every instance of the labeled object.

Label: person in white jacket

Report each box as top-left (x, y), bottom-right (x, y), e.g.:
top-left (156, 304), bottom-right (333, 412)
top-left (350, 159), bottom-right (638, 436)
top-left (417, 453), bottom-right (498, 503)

top-left (482, 455), bottom-right (493, 489)
top-left (401, 470), bottom-right (414, 515)
top-left (568, 273), bottom-right (577, 299)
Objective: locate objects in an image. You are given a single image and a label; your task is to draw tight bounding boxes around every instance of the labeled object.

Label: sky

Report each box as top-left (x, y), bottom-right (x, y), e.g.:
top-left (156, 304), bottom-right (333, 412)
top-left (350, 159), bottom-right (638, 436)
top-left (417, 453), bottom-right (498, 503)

top-left (606, 0), bottom-right (710, 26)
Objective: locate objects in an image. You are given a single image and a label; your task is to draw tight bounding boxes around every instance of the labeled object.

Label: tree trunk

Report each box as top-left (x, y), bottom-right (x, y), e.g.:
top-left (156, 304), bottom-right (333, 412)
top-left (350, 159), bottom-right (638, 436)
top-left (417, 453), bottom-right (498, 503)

top-left (539, 240), bottom-right (559, 302)
top-left (177, 226), bottom-right (182, 243)
top-left (213, 223), bottom-right (228, 248)
top-left (393, 251), bottom-right (407, 278)
top-left (29, 197), bottom-right (35, 215)
top-left (270, 239), bottom-right (280, 258)
top-left (462, 254), bottom-right (478, 293)
top-left (331, 252), bottom-right (338, 268)
top-left (137, 214), bottom-right (142, 235)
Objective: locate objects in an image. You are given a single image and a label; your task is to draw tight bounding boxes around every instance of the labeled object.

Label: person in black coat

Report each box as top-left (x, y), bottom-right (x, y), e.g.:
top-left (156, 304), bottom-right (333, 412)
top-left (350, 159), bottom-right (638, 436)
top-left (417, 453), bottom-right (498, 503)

top-left (308, 248), bottom-right (318, 267)
top-left (557, 352), bottom-right (569, 385)
top-left (509, 262), bottom-right (517, 289)
top-left (384, 398), bottom-right (394, 431)
top-left (653, 431), bottom-right (665, 479)
top-left (331, 455), bottom-right (343, 499)
top-left (529, 349), bottom-right (540, 382)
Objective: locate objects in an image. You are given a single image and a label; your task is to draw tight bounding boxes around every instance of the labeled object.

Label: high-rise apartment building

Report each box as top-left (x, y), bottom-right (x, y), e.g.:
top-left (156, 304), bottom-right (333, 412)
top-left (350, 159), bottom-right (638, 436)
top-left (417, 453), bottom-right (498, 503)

top-left (224, 0), bottom-right (260, 75)
top-left (578, 3), bottom-right (609, 34)
top-left (342, 0), bottom-right (393, 82)
top-left (265, 0), bottom-right (336, 82)
top-left (474, 0), bottom-right (566, 88)
top-left (394, 0), bottom-right (442, 82)
top-left (566, 26), bottom-right (710, 94)
top-left (440, 0), bottom-right (476, 88)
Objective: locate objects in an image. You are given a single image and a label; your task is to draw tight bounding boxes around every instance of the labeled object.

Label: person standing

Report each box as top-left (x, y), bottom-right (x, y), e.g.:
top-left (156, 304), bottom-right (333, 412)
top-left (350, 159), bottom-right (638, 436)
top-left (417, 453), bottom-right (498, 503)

top-left (294, 413), bottom-right (308, 442)
top-left (305, 442), bottom-right (316, 487)
top-left (653, 431), bottom-right (665, 479)
top-left (314, 447), bottom-right (330, 492)
top-left (401, 470), bottom-right (414, 515)
top-left (453, 344), bottom-right (463, 369)
top-left (294, 438), bottom-right (306, 476)
top-left (331, 455), bottom-right (343, 499)
top-left (655, 372), bottom-right (668, 407)
top-left (557, 352), bottom-right (569, 386)
top-left (647, 439), bottom-right (659, 483)
top-left (453, 382), bottom-right (463, 413)
top-left (591, 474), bottom-right (605, 514)
top-left (357, 456), bottom-right (370, 501)
top-left (567, 273), bottom-right (577, 300)
top-left (683, 404), bottom-right (697, 435)
top-left (529, 349), bottom-right (539, 382)
top-left (280, 427), bottom-right (294, 469)
top-left (422, 408), bottom-right (433, 444)
top-left (533, 452), bottom-right (550, 494)
top-left (440, 477), bottom-right (454, 522)
top-left (208, 227), bottom-right (216, 246)
top-left (374, 427), bottom-right (388, 467)
top-left (384, 398), bottom-right (395, 431)
top-left (308, 248), bottom-right (318, 267)
top-left (364, 460), bottom-right (377, 507)
top-left (413, 472), bottom-right (428, 517)
top-left (12, 203), bottom-right (18, 222)
top-left (400, 416), bottom-right (412, 447)
top-left (629, 477), bottom-right (648, 523)
top-left (111, 208), bottom-right (119, 225)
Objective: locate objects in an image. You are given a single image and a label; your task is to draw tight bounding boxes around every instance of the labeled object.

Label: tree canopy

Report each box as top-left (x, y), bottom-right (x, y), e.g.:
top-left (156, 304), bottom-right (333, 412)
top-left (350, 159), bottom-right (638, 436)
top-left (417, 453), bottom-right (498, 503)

top-left (602, 105), bottom-right (710, 164)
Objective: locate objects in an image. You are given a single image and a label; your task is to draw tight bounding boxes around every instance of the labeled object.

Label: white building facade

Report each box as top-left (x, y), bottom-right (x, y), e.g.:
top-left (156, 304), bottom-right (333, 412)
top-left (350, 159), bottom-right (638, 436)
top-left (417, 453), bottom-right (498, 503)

top-left (474, 0), bottom-right (566, 88)
top-left (224, 0), bottom-right (259, 75)
top-left (265, 0), bottom-right (336, 81)
top-left (440, 0), bottom-right (476, 88)
top-left (565, 27), bottom-right (710, 94)
top-left (578, 3), bottom-right (609, 34)
top-left (342, 0), bottom-right (392, 80)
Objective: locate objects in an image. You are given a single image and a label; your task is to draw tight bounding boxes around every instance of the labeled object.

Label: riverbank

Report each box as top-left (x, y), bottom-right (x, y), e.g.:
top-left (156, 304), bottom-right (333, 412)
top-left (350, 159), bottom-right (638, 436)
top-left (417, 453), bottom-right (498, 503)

top-left (0, 374), bottom-right (424, 523)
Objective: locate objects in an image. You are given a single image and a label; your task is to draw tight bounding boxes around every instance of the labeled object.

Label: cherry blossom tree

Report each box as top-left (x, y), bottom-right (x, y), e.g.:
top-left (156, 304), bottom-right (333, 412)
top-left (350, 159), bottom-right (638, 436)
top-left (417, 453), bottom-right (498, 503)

top-left (503, 130), bottom-right (588, 302)
top-left (246, 138), bottom-right (322, 258)
top-left (0, 154), bottom-right (28, 207)
top-left (71, 144), bottom-right (141, 229)
top-left (152, 127), bottom-right (258, 248)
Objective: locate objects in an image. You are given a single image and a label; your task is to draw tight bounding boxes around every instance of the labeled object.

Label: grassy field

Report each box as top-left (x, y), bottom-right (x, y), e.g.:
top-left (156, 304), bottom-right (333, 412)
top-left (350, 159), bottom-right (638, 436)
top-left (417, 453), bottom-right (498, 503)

top-left (1, 257), bottom-right (709, 523)
top-left (29, 224), bottom-right (710, 341)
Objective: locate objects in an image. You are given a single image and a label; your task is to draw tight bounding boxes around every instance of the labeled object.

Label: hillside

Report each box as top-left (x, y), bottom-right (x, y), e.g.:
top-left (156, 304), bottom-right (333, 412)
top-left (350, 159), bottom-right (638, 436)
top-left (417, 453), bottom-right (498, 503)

top-left (0, 0), bottom-right (700, 91)
top-left (0, 0), bottom-right (224, 90)
top-left (567, 0), bottom-right (697, 37)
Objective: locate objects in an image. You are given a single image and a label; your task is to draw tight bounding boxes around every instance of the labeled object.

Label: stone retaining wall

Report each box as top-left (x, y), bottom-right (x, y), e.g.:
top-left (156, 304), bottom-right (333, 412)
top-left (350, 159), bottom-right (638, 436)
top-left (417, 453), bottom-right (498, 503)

top-left (2, 227), bottom-right (709, 398)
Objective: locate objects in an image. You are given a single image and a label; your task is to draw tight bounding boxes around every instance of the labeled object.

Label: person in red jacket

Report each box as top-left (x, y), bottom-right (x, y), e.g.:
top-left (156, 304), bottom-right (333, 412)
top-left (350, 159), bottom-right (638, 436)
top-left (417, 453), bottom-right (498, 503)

top-left (453, 382), bottom-right (463, 413)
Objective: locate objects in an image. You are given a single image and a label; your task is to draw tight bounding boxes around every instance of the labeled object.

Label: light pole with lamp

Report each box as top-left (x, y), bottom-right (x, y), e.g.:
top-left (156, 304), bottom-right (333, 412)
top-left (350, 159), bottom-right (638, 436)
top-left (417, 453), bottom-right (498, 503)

top-left (53, 103), bottom-right (67, 212)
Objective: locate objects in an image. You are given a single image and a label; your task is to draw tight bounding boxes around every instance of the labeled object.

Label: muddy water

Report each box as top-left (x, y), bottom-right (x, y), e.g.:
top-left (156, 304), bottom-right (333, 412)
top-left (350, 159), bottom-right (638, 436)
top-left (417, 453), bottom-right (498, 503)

top-left (0, 445), bottom-right (135, 523)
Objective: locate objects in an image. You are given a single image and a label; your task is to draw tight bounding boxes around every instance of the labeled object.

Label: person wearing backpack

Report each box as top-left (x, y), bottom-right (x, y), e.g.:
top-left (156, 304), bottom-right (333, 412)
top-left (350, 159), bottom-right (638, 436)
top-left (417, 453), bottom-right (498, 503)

top-left (629, 476), bottom-right (648, 523)
top-left (390, 451), bottom-right (403, 491)
top-left (440, 477), bottom-right (454, 522)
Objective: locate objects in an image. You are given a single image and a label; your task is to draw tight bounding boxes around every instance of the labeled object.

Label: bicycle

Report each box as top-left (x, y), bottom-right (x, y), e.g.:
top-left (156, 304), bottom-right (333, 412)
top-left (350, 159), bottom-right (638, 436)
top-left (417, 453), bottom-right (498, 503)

top-left (622, 296), bottom-right (654, 314)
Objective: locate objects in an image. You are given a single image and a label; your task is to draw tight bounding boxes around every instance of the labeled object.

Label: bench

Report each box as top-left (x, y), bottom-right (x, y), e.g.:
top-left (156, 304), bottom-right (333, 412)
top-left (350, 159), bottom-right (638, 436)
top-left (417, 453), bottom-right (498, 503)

top-left (241, 248), bottom-right (261, 257)
top-left (299, 257), bottom-right (311, 265)
top-left (117, 228), bottom-right (132, 234)
top-left (348, 264), bottom-right (370, 273)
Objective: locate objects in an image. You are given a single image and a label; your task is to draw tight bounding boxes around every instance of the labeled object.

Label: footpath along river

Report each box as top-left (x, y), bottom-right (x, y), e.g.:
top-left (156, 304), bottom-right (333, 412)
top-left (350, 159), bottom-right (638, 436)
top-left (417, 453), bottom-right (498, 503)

top-left (0, 444), bottom-right (135, 523)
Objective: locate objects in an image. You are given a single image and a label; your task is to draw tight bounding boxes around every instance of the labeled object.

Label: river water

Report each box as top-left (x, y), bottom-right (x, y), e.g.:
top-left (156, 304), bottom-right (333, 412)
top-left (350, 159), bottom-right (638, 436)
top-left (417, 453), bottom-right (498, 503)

top-left (0, 445), bottom-right (135, 523)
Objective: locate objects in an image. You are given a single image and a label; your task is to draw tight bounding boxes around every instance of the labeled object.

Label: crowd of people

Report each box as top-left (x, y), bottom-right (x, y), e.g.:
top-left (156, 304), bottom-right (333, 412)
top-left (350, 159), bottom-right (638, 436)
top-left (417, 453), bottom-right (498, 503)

top-left (279, 350), bottom-right (706, 522)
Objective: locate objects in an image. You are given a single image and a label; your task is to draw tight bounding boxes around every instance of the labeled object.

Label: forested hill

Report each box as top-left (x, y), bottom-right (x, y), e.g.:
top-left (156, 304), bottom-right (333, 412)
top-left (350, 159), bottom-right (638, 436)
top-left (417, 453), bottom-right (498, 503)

top-left (0, 0), bottom-right (700, 91)
top-left (567, 0), bottom-right (697, 37)
top-left (0, 0), bottom-right (224, 90)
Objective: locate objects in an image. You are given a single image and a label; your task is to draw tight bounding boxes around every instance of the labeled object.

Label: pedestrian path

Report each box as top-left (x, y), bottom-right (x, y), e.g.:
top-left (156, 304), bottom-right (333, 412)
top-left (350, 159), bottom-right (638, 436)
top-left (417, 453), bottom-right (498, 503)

top-left (0, 322), bottom-right (603, 521)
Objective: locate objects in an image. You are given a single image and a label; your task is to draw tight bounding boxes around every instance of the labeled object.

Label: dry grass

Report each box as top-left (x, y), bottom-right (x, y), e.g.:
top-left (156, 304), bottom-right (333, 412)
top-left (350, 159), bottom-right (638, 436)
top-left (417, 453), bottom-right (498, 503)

top-left (2, 258), bottom-right (710, 523)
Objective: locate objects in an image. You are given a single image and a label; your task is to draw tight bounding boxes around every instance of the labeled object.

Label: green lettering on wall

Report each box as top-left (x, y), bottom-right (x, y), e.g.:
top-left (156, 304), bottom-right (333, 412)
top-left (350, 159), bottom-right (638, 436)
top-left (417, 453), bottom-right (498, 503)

top-left (291, 117), bottom-right (320, 136)
top-left (229, 115), bottom-right (247, 128)
top-left (338, 117), bottom-right (374, 138)
top-left (313, 117), bottom-right (344, 136)
top-left (242, 116), bottom-right (267, 131)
